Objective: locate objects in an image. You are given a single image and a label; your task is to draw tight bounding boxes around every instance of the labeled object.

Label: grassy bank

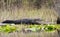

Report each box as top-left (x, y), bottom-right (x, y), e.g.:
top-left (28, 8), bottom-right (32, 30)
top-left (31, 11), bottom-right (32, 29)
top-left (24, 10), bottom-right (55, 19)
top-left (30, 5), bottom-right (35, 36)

top-left (0, 7), bottom-right (58, 24)
top-left (0, 0), bottom-right (58, 24)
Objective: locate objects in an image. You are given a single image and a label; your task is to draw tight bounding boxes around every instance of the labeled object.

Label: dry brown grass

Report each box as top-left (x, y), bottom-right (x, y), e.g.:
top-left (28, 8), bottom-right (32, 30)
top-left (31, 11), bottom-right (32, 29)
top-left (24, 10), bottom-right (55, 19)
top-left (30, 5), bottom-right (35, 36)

top-left (0, 0), bottom-right (58, 24)
top-left (0, 7), bottom-right (58, 24)
top-left (0, 30), bottom-right (59, 37)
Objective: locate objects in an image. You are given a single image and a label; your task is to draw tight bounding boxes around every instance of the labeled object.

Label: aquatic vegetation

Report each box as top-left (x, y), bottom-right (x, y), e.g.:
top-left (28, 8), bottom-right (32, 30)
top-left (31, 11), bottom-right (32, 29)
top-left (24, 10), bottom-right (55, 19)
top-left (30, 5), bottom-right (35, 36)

top-left (26, 24), bottom-right (60, 32)
top-left (44, 25), bottom-right (56, 32)
top-left (0, 24), bottom-right (60, 33)
top-left (0, 24), bottom-right (17, 33)
top-left (25, 25), bottom-right (42, 32)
